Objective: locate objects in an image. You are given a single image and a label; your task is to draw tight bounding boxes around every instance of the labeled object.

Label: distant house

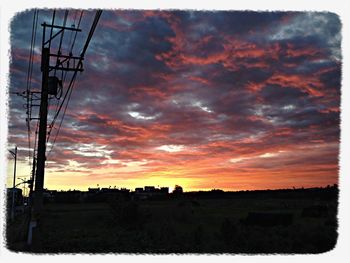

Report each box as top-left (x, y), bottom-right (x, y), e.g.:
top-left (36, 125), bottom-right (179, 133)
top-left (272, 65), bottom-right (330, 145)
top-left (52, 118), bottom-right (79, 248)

top-left (101, 188), bottom-right (111, 193)
top-left (99, 187), bottom-right (130, 194)
top-left (133, 186), bottom-right (169, 200)
top-left (43, 189), bottom-right (57, 203)
top-left (160, 187), bottom-right (169, 194)
top-left (54, 190), bottom-right (82, 203)
top-left (145, 186), bottom-right (156, 192)
top-left (135, 187), bottom-right (143, 193)
top-left (85, 187), bottom-right (131, 202)
top-left (88, 187), bottom-right (100, 194)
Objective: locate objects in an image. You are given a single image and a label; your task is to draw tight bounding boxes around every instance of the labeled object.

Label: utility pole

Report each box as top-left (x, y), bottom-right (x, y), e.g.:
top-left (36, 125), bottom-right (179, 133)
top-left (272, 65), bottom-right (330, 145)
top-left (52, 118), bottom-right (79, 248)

top-left (27, 10), bottom-right (102, 246)
top-left (32, 47), bottom-right (49, 215)
top-left (32, 23), bottom-right (83, 215)
top-left (28, 21), bottom-right (84, 245)
top-left (9, 146), bottom-right (17, 221)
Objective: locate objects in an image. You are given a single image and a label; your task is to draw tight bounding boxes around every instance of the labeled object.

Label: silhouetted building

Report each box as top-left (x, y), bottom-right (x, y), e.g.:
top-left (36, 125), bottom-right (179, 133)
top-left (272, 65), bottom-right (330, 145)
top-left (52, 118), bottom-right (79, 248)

top-left (53, 190), bottom-right (82, 203)
top-left (135, 187), bottom-right (143, 193)
top-left (85, 187), bottom-right (131, 202)
top-left (43, 189), bottom-right (57, 203)
top-left (133, 186), bottom-right (169, 200)
top-left (88, 187), bottom-right (100, 194)
top-left (145, 186), bottom-right (156, 192)
top-left (160, 187), bottom-right (169, 194)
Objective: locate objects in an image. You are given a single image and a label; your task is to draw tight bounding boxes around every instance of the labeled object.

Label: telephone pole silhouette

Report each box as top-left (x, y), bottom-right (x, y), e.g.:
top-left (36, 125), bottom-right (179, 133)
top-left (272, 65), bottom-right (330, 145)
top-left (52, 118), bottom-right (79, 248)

top-left (28, 10), bottom-right (102, 245)
top-left (8, 146), bottom-right (17, 221)
top-left (32, 23), bottom-right (83, 215)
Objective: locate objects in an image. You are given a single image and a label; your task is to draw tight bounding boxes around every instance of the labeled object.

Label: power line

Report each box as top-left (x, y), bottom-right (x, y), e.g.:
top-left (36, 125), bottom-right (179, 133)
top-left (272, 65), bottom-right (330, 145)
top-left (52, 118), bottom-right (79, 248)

top-left (80, 10), bottom-right (102, 58)
top-left (28, 9), bottom-right (103, 238)
top-left (48, 10), bottom-right (56, 51)
top-left (46, 66), bottom-right (77, 144)
top-left (58, 10), bottom-right (69, 53)
top-left (70, 11), bottom-right (84, 54)
top-left (46, 10), bottom-right (102, 152)
top-left (46, 10), bottom-right (84, 141)
top-left (47, 74), bottom-right (77, 157)
top-left (67, 10), bottom-right (79, 50)
top-left (25, 9), bottom-right (39, 165)
top-left (53, 10), bottom-right (69, 77)
top-left (25, 10), bottom-right (35, 162)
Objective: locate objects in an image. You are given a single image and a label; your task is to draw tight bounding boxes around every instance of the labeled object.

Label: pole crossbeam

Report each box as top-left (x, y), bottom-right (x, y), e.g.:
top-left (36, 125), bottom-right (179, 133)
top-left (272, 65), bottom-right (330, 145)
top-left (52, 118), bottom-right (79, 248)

top-left (28, 10), bottom-right (102, 246)
top-left (43, 28), bottom-right (64, 46)
top-left (48, 54), bottom-right (84, 72)
top-left (49, 66), bottom-right (84, 72)
top-left (32, 13), bottom-right (87, 218)
top-left (41, 23), bottom-right (82, 32)
top-left (49, 53), bottom-right (83, 60)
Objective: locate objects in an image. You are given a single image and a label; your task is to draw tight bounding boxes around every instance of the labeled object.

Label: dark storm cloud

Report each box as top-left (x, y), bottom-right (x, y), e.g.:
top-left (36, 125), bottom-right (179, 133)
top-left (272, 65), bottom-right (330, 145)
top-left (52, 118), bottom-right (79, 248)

top-left (319, 66), bottom-right (341, 93)
top-left (175, 11), bottom-right (290, 37)
top-left (259, 85), bottom-right (312, 114)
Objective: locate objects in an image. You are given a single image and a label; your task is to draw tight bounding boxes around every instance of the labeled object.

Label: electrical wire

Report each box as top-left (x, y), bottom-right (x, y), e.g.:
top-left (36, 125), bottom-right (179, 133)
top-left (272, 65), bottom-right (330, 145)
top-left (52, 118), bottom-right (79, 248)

top-left (46, 63), bottom-right (78, 144)
top-left (67, 10), bottom-right (78, 51)
top-left (46, 10), bottom-right (84, 142)
top-left (46, 10), bottom-right (102, 157)
top-left (25, 9), bottom-right (39, 165)
top-left (80, 10), bottom-right (102, 58)
top-left (53, 10), bottom-right (69, 77)
top-left (48, 10), bottom-right (56, 51)
top-left (70, 10), bottom-right (84, 54)
top-left (47, 74), bottom-right (77, 157)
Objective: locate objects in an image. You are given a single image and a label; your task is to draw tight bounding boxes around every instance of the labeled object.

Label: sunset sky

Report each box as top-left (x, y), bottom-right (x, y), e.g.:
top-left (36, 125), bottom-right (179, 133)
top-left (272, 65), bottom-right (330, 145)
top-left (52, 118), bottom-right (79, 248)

top-left (6, 10), bottom-right (341, 192)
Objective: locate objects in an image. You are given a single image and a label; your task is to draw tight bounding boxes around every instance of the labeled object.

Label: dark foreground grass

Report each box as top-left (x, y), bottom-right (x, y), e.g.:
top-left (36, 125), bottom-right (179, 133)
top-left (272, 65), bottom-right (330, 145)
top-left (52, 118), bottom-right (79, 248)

top-left (7, 192), bottom-right (338, 254)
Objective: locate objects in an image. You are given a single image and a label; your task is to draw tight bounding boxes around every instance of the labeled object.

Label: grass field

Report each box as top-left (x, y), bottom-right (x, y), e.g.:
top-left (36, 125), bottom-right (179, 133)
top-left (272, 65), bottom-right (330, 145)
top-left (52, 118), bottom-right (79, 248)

top-left (9, 189), bottom-right (337, 254)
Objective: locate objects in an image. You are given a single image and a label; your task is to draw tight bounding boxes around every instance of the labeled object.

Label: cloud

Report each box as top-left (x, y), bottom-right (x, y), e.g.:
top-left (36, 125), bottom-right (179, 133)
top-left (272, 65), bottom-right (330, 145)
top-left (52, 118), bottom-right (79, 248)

top-left (7, 10), bottom-right (341, 191)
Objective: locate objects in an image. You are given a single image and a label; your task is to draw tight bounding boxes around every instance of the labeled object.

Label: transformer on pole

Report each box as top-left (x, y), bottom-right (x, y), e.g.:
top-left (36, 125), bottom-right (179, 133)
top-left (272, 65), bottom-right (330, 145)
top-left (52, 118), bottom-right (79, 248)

top-left (28, 20), bottom-right (84, 245)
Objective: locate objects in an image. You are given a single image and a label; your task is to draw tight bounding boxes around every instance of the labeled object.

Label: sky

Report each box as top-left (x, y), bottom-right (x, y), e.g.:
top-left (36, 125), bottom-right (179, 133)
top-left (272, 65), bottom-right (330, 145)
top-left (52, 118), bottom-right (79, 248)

top-left (6, 10), bottom-right (341, 192)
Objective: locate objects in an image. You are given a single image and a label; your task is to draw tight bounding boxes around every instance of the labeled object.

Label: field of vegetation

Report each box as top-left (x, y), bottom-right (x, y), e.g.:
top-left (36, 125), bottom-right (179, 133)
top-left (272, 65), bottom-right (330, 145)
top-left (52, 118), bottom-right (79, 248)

top-left (7, 187), bottom-right (338, 254)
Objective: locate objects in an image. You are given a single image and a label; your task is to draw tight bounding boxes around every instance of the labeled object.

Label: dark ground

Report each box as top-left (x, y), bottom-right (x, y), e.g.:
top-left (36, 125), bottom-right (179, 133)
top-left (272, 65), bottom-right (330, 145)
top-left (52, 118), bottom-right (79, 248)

top-left (6, 186), bottom-right (338, 254)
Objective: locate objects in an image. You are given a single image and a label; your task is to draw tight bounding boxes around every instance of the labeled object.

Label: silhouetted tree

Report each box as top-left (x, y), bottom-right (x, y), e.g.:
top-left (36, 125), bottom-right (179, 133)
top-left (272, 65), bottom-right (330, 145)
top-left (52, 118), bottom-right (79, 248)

top-left (173, 185), bottom-right (183, 194)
